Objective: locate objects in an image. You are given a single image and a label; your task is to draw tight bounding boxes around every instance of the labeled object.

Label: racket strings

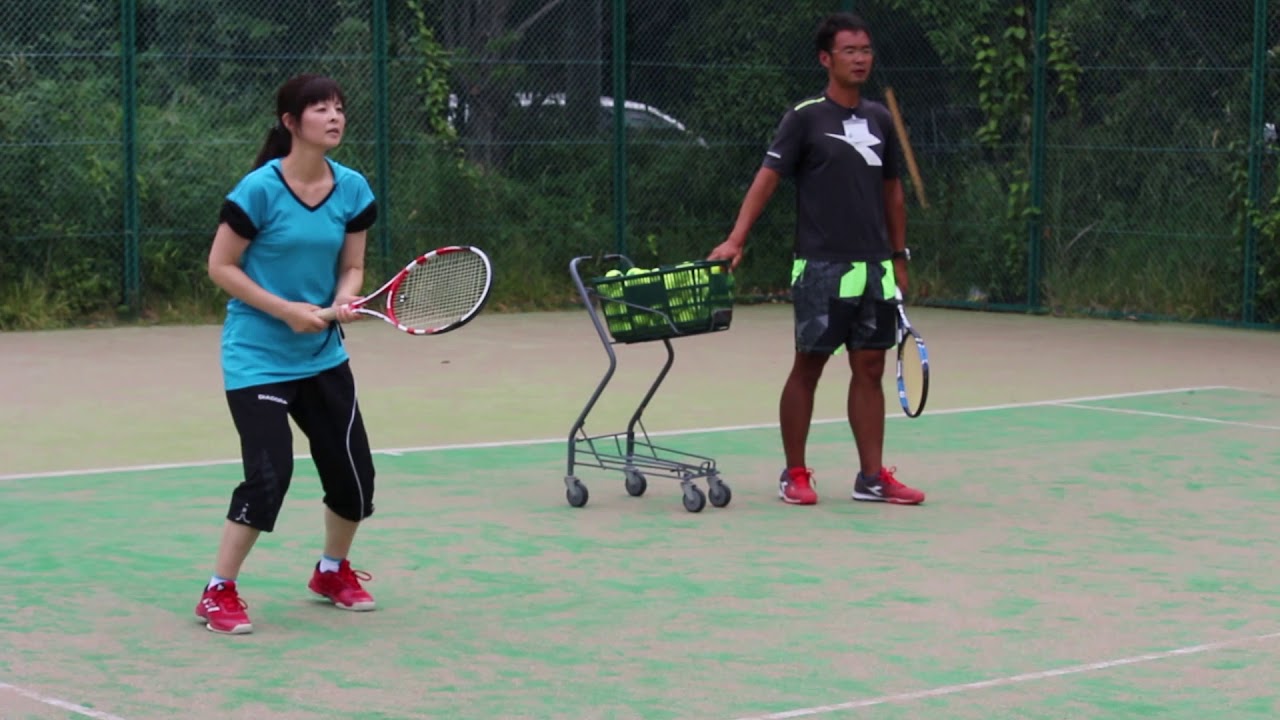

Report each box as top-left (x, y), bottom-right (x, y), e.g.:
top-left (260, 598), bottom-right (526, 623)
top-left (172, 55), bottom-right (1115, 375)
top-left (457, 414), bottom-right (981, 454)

top-left (392, 251), bottom-right (489, 331)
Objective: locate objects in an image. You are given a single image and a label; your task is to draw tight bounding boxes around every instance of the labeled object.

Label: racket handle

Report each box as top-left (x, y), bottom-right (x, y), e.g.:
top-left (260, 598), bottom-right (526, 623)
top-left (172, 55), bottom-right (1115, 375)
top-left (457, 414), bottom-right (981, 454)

top-left (314, 306), bottom-right (339, 322)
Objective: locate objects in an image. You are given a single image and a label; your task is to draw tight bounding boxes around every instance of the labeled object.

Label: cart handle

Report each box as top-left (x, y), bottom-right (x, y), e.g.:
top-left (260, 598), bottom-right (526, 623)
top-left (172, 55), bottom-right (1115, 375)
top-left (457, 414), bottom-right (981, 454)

top-left (570, 253), bottom-right (636, 285)
top-left (571, 253), bottom-right (631, 267)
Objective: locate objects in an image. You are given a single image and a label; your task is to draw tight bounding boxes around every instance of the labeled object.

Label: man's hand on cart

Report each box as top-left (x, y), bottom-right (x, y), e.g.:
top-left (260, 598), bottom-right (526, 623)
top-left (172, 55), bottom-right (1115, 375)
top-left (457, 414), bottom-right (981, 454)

top-left (707, 237), bottom-right (745, 271)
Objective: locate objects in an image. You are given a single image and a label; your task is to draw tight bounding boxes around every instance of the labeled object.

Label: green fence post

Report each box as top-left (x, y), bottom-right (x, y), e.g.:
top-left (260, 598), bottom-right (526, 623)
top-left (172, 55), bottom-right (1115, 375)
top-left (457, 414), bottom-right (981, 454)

top-left (372, 0), bottom-right (392, 271)
top-left (120, 0), bottom-right (141, 312)
top-left (1243, 0), bottom-right (1268, 325)
top-left (1025, 0), bottom-right (1049, 310)
top-left (612, 0), bottom-right (627, 256)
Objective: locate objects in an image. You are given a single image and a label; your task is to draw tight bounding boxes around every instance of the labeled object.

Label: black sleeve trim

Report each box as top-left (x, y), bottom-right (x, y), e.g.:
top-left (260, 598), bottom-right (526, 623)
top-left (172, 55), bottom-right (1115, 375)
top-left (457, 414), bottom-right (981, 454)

top-left (218, 200), bottom-right (258, 240)
top-left (346, 202), bottom-right (378, 233)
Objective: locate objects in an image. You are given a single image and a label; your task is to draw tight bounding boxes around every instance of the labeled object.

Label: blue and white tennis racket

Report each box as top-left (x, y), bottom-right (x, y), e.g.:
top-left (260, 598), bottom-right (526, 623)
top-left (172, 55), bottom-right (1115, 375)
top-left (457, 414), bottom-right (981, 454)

top-left (894, 289), bottom-right (929, 418)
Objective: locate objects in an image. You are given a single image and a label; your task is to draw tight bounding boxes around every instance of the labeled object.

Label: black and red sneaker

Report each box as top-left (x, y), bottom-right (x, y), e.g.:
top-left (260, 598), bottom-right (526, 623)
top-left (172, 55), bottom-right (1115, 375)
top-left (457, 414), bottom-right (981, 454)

top-left (852, 466), bottom-right (925, 505)
top-left (778, 467), bottom-right (819, 505)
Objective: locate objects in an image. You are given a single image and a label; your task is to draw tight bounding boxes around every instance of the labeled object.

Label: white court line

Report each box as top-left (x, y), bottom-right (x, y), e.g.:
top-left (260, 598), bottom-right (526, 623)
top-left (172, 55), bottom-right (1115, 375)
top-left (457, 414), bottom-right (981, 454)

top-left (0, 682), bottom-right (129, 720)
top-left (1056, 403), bottom-right (1280, 432)
top-left (0, 385), bottom-right (1236, 483)
top-left (728, 631), bottom-right (1280, 720)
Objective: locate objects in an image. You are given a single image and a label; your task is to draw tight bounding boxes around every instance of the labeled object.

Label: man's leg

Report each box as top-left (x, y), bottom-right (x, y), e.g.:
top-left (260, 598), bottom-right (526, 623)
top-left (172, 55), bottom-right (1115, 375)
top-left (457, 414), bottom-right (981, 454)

top-left (781, 351), bottom-right (831, 469)
top-left (847, 286), bottom-right (925, 505)
top-left (777, 351), bottom-right (831, 505)
top-left (847, 348), bottom-right (887, 477)
top-left (780, 258), bottom-right (851, 505)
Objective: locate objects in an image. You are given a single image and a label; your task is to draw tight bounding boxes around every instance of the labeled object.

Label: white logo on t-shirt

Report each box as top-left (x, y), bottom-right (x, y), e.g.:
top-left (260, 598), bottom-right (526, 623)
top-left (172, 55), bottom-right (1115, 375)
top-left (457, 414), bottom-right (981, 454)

top-left (825, 117), bottom-right (882, 166)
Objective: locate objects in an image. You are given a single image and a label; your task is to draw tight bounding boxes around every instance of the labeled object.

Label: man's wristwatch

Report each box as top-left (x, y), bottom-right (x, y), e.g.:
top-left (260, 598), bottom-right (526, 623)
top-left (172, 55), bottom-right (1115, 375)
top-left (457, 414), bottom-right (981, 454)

top-left (892, 248), bottom-right (911, 261)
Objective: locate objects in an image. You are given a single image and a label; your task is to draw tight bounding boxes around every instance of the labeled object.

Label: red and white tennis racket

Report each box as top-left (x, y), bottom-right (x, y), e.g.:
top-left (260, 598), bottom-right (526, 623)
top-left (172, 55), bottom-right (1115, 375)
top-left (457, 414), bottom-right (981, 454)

top-left (315, 245), bottom-right (493, 335)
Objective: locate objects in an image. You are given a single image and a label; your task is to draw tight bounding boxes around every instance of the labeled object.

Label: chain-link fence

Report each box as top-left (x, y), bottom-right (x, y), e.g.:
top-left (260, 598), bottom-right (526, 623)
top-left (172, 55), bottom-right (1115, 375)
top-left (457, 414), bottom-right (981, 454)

top-left (1, 0), bottom-right (1275, 329)
top-left (863, 0), bottom-right (1278, 325)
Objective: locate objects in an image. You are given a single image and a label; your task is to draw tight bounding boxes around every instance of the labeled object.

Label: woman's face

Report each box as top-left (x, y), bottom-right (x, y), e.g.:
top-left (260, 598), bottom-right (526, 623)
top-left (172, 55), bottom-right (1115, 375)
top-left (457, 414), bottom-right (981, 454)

top-left (289, 97), bottom-right (346, 150)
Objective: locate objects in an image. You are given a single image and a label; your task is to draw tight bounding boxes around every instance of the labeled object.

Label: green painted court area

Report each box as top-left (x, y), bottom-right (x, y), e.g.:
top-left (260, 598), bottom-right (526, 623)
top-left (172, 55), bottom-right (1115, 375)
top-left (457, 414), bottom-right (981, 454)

top-left (2, 386), bottom-right (1279, 719)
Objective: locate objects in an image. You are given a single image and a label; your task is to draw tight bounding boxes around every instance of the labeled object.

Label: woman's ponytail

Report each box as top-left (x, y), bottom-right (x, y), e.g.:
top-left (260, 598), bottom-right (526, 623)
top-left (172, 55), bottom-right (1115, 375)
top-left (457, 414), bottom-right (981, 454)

top-left (251, 122), bottom-right (292, 170)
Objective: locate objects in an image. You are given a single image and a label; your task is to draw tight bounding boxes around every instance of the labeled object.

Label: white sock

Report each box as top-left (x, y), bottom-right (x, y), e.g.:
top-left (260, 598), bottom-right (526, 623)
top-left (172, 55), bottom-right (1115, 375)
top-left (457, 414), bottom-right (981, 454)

top-left (208, 575), bottom-right (233, 590)
top-left (319, 555), bottom-right (343, 573)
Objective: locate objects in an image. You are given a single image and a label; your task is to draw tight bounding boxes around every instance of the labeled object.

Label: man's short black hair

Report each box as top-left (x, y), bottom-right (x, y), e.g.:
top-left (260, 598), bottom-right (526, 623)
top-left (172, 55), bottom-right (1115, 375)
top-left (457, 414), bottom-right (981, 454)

top-left (815, 12), bottom-right (872, 54)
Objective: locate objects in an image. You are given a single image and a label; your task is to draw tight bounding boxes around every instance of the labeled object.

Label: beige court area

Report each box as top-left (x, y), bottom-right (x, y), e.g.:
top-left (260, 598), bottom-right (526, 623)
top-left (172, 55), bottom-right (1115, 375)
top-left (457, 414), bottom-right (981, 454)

top-left (2, 306), bottom-right (1280, 720)
top-left (2, 304), bottom-right (1278, 476)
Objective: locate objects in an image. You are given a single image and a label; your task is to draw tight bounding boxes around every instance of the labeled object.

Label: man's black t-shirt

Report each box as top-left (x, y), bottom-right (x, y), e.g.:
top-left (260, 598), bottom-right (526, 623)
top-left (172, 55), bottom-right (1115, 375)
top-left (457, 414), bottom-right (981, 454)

top-left (761, 93), bottom-right (900, 263)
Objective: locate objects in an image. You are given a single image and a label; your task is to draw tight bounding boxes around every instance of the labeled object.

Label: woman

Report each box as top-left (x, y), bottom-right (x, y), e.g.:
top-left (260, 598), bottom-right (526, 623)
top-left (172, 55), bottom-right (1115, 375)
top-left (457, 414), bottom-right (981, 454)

top-left (197, 73), bottom-right (379, 635)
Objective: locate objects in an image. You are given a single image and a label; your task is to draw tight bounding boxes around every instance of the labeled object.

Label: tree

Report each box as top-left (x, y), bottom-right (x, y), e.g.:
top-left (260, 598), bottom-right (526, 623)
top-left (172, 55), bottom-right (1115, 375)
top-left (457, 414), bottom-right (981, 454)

top-left (437, 0), bottom-right (576, 170)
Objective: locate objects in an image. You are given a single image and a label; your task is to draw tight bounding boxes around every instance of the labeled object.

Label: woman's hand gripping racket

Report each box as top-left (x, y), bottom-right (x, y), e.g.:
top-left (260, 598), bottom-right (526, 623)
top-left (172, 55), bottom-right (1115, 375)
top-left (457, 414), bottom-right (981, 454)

top-left (315, 246), bottom-right (493, 335)
top-left (894, 288), bottom-right (930, 418)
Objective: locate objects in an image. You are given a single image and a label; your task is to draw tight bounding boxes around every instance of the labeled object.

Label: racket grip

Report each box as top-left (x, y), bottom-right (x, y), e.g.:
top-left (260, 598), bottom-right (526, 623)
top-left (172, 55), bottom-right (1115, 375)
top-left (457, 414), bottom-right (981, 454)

top-left (314, 306), bottom-right (340, 322)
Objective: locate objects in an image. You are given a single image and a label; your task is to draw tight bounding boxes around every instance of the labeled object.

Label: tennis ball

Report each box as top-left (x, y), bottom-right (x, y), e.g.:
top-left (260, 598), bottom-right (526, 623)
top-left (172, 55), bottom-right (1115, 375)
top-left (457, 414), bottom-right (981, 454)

top-left (597, 270), bottom-right (622, 297)
top-left (711, 265), bottom-right (723, 275)
top-left (626, 267), bottom-right (646, 276)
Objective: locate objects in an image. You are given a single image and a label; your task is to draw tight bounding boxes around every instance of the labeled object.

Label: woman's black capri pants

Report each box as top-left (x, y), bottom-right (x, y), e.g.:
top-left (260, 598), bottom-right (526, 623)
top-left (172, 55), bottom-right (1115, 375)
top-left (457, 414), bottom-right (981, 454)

top-left (223, 360), bottom-right (375, 532)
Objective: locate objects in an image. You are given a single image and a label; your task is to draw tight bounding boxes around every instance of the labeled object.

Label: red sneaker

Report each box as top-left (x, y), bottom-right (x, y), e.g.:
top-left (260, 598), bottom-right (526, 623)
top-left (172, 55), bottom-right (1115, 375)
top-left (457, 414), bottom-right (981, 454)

top-left (778, 467), bottom-right (818, 505)
top-left (195, 582), bottom-right (253, 635)
top-left (308, 560), bottom-right (376, 611)
top-left (852, 466), bottom-right (925, 505)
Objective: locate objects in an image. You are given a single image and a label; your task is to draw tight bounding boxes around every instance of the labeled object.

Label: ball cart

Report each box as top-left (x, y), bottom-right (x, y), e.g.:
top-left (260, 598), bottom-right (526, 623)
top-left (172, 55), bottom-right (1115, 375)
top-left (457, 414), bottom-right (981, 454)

top-left (564, 254), bottom-right (735, 513)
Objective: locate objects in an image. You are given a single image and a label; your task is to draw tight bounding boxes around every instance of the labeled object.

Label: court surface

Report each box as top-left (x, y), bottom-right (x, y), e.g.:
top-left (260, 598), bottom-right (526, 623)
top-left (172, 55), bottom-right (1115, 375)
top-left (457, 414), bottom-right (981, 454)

top-left (2, 306), bottom-right (1279, 719)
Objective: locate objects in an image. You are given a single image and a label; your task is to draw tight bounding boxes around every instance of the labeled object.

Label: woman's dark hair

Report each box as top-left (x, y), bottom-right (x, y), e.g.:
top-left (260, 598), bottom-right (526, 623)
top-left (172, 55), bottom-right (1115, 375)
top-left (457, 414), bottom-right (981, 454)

top-left (815, 12), bottom-right (872, 55)
top-left (252, 73), bottom-right (347, 169)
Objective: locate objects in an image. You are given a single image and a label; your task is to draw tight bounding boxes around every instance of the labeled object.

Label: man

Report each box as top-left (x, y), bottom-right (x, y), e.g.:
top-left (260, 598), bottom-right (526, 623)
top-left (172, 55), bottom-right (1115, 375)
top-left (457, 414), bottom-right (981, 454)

top-left (708, 12), bottom-right (925, 507)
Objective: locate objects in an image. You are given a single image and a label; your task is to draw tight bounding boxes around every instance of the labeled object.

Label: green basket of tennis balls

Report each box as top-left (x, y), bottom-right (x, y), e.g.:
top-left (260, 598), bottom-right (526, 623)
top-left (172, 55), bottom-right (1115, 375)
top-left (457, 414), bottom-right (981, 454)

top-left (590, 260), bottom-right (735, 343)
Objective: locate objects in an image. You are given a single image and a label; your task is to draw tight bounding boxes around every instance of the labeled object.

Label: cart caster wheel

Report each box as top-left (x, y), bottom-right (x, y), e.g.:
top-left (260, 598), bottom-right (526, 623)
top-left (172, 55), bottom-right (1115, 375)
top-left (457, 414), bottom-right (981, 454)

top-left (708, 481), bottom-right (732, 508)
top-left (682, 486), bottom-right (706, 513)
top-left (624, 469), bottom-right (648, 497)
top-left (566, 479), bottom-right (589, 508)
